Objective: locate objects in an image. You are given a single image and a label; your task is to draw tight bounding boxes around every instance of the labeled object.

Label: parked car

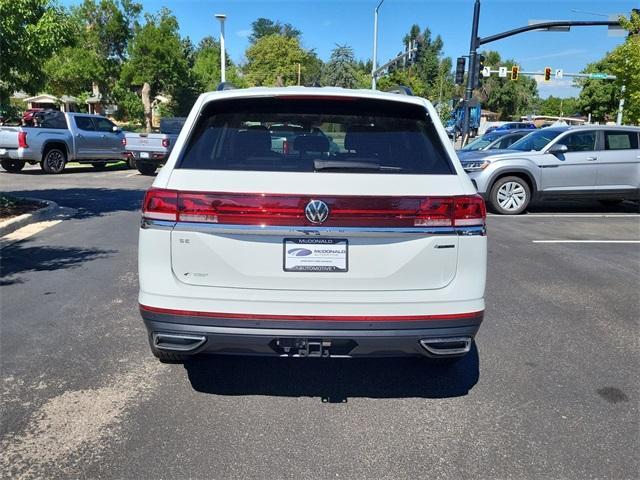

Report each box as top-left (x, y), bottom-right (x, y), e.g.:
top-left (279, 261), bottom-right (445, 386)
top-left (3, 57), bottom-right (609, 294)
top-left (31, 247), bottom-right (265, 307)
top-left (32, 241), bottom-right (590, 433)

top-left (457, 130), bottom-right (532, 160)
top-left (269, 123), bottom-right (340, 154)
top-left (138, 86), bottom-right (487, 363)
top-left (124, 117), bottom-right (186, 175)
top-left (0, 111), bottom-right (125, 174)
top-left (461, 125), bottom-right (640, 214)
top-left (484, 122), bottom-right (536, 134)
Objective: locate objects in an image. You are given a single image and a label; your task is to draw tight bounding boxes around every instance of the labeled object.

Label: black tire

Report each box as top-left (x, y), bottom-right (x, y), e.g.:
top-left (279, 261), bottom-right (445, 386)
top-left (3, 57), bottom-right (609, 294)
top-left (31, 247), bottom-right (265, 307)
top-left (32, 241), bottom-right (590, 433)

top-left (1, 159), bottom-right (25, 173)
top-left (598, 199), bottom-right (623, 207)
top-left (91, 162), bottom-right (108, 170)
top-left (137, 161), bottom-right (157, 176)
top-left (127, 157), bottom-right (137, 169)
top-left (489, 175), bottom-right (531, 215)
top-left (41, 147), bottom-right (67, 174)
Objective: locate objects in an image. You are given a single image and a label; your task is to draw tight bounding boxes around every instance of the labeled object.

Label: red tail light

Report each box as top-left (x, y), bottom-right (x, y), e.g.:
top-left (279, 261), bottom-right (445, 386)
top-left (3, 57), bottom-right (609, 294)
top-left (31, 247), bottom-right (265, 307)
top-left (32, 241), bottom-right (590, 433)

top-left (162, 138), bottom-right (170, 148)
top-left (282, 140), bottom-right (289, 155)
top-left (18, 131), bottom-right (28, 148)
top-left (121, 137), bottom-right (127, 146)
top-left (142, 189), bottom-right (486, 228)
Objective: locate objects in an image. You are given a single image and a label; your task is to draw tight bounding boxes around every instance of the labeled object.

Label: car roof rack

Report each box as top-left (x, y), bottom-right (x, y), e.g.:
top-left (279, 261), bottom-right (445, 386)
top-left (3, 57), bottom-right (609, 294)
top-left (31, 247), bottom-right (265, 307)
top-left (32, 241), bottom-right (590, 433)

top-left (386, 86), bottom-right (414, 96)
top-left (216, 82), bottom-right (237, 91)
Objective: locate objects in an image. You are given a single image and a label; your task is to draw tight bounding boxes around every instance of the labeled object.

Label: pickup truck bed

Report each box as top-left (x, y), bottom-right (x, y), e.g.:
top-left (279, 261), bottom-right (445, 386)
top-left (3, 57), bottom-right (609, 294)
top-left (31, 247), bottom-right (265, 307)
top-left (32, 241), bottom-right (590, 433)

top-left (124, 117), bottom-right (185, 176)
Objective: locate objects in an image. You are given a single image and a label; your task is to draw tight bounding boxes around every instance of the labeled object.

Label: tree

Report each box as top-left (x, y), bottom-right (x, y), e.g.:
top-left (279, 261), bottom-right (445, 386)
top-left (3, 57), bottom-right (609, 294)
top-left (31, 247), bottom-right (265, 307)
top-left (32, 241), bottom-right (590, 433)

top-left (576, 57), bottom-right (619, 122)
top-left (534, 96), bottom-right (580, 117)
top-left (322, 45), bottom-right (358, 88)
top-left (244, 34), bottom-right (309, 86)
top-left (120, 8), bottom-right (191, 129)
top-left (192, 36), bottom-right (245, 91)
top-left (248, 17), bottom-right (300, 44)
top-left (43, 0), bottom-right (141, 100)
top-left (0, 0), bottom-right (73, 108)
top-left (475, 51), bottom-right (538, 119)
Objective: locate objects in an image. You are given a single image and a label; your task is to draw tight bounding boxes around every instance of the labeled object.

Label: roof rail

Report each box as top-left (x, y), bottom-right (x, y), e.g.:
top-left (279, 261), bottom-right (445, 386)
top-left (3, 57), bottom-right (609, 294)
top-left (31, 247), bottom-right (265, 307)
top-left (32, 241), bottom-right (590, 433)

top-left (216, 82), bottom-right (236, 91)
top-left (386, 86), bottom-right (413, 96)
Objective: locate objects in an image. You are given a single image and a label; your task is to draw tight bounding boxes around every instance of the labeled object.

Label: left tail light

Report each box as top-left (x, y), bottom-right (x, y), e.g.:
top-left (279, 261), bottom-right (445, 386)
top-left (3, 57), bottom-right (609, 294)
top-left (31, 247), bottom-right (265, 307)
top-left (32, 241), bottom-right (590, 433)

top-left (162, 138), bottom-right (170, 148)
top-left (18, 131), bottom-right (28, 148)
top-left (142, 189), bottom-right (178, 221)
top-left (121, 137), bottom-right (127, 146)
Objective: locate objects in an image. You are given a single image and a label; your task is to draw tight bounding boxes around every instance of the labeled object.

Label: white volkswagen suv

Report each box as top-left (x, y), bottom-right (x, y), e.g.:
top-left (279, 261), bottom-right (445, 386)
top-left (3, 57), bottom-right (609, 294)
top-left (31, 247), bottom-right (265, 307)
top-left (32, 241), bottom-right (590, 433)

top-left (138, 86), bottom-right (487, 362)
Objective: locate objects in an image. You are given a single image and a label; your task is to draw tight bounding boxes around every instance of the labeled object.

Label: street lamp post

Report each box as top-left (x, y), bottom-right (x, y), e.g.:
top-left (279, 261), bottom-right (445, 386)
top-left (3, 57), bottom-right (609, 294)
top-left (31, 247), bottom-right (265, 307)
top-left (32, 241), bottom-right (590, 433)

top-left (215, 13), bottom-right (227, 83)
top-left (371, 0), bottom-right (385, 90)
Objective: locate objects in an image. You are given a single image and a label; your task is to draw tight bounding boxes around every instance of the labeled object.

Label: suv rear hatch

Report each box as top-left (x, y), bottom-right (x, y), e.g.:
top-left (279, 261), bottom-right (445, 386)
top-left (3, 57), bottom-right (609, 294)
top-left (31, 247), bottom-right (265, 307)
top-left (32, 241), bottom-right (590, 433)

top-left (146, 95), bottom-right (483, 292)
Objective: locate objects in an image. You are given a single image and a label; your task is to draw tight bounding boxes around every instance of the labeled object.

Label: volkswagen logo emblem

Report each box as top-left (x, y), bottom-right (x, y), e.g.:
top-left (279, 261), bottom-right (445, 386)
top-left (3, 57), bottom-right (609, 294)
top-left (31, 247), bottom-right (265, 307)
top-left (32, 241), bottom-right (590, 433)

top-left (305, 200), bottom-right (330, 224)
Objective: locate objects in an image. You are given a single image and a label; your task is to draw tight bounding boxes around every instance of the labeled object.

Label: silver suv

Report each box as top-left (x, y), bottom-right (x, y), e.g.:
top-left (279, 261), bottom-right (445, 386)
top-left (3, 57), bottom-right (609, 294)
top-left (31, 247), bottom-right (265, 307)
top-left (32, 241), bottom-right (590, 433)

top-left (461, 125), bottom-right (640, 214)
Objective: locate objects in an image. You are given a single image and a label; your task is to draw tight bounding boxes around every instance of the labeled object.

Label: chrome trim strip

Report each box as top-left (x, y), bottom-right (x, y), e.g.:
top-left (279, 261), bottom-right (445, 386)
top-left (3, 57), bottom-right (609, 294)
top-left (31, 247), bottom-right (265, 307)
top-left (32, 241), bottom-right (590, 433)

top-left (142, 219), bottom-right (486, 237)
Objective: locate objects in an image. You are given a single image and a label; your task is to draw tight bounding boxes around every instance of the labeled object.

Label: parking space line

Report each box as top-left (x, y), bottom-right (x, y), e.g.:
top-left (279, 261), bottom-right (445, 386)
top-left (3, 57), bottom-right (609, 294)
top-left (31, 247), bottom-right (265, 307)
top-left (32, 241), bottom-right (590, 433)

top-left (532, 240), bottom-right (640, 244)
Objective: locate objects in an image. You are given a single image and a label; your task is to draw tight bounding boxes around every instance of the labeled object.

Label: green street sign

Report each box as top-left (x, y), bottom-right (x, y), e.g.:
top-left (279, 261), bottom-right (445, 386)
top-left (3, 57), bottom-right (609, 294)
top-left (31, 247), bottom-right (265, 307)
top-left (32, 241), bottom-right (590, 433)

top-left (589, 73), bottom-right (609, 79)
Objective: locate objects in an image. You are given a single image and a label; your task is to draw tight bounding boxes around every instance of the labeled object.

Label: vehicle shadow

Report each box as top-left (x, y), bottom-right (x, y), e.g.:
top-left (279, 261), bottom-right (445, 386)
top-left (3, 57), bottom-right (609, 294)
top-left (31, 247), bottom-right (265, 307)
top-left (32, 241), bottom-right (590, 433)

top-left (6, 188), bottom-right (145, 218)
top-left (183, 344), bottom-right (480, 402)
top-left (525, 199), bottom-right (639, 214)
top-left (0, 240), bottom-right (115, 286)
top-left (11, 163), bottom-right (130, 175)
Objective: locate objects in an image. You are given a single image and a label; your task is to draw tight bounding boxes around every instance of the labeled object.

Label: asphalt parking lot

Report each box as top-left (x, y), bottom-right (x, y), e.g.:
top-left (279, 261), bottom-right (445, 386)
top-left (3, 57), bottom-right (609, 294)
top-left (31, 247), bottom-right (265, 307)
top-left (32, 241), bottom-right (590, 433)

top-left (1, 164), bottom-right (639, 479)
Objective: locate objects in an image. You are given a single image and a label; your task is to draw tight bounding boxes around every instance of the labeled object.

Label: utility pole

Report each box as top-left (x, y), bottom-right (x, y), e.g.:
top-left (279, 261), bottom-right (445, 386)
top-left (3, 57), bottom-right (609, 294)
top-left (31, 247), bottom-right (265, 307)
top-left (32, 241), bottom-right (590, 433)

top-left (371, 0), bottom-right (385, 90)
top-left (617, 85), bottom-right (626, 125)
top-left (215, 14), bottom-right (227, 83)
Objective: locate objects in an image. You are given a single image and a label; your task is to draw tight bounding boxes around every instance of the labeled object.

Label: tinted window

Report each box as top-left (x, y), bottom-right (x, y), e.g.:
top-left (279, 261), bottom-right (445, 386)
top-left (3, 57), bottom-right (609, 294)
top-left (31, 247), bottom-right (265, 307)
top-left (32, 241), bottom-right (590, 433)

top-left (562, 131), bottom-right (596, 152)
top-left (496, 134), bottom-right (522, 149)
top-left (75, 117), bottom-right (95, 131)
top-left (604, 131), bottom-right (639, 150)
top-left (510, 130), bottom-right (563, 151)
top-left (179, 98), bottom-right (454, 175)
top-left (39, 111), bottom-right (67, 129)
top-left (461, 133), bottom-right (500, 151)
top-left (93, 117), bottom-right (115, 132)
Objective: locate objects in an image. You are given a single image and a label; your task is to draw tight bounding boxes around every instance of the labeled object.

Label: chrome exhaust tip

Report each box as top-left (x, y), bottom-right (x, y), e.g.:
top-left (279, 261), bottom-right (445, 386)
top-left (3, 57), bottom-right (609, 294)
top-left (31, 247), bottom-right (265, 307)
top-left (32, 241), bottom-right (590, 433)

top-left (419, 337), bottom-right (472, 357)
top-left (153, 332), bottom-right (206, 352)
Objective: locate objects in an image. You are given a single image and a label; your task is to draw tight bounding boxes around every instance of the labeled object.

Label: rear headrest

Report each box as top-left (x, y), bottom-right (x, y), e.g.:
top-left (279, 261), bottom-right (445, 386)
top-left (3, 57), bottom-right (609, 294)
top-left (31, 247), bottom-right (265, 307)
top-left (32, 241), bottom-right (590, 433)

top-left (293, 134), bottom-right (330, 153)
top-left (344, 124), bottom-right (383, 153)
top-left (233, 125), bottom-right (272, 156)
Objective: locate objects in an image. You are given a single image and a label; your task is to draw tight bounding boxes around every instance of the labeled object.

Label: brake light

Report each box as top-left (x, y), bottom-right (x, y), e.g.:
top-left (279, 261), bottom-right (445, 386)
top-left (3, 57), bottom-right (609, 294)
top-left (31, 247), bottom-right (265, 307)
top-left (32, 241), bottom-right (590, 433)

top-left (162, 138), bottom-right (170, 148)
top-left (141, 190), bottom-right (485, 228)
top-left (142, 189), bottom-right (178, 221)
top-left (121, 137), bottom-right (127, 146)
top-left (18, 131), bottom-right (28, 148)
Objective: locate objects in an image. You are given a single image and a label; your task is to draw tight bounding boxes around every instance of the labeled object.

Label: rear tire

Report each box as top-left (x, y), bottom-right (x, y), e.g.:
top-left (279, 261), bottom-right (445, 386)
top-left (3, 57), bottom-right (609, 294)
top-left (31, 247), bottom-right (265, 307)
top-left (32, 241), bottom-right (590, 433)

top-left (489, 176), bottom-right (531, 215)
top-left (91, 162), bottom-right (107, 170)
top-left (41, 148), bottom-right (67, 174)
top-left (127, 157), bottom-right (137, 169)
top-left (137, 161), bottom-right (156, 176)
top-left (1, 159), bottom-right (25, 172)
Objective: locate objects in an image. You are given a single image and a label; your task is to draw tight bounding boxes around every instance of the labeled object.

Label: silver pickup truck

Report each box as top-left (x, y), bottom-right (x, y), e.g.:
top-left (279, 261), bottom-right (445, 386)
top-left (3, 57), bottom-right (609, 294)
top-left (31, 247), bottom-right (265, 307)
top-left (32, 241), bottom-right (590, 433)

top-left (0, 111), bottom-right (125, 174)
top-left (124, 117), bottom-right (185, 175)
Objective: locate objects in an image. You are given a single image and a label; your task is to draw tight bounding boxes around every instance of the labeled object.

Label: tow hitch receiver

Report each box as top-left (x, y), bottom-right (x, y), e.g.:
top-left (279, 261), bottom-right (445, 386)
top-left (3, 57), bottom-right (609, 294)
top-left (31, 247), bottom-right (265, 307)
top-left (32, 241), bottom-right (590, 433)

top-left (275, 338), bottom-right (332, 357)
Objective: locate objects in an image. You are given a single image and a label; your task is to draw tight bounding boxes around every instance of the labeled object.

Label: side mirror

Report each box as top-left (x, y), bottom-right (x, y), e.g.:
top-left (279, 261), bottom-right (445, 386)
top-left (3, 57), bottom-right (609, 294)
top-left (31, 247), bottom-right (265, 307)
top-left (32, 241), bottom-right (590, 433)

top-left (112, 125), bottom-right (121, 133)
top-left (548, 143), bottom-right (568, 154)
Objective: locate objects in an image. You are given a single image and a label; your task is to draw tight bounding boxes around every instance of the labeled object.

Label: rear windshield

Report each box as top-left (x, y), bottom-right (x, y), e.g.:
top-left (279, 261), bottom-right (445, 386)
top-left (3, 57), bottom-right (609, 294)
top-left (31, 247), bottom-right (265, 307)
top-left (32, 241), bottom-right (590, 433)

top-left (509, 129), bottom-right (563, 151)
top-left (178, 97), bottom-right (454, 174)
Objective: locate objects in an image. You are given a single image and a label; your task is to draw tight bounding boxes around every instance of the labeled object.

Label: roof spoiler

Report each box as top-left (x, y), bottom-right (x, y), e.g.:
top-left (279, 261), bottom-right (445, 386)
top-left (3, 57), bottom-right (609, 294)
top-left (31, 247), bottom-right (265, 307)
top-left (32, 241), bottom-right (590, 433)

top-left (385, 86), bottom-right (414, 96)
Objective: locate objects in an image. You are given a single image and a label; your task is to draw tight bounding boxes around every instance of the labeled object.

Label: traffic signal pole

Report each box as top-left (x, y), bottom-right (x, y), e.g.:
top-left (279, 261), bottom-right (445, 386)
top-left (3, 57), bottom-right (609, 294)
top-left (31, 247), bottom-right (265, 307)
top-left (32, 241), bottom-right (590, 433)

top-left (460, 0), bottom-right (621, 144)
top-left (461, 0), bottom-right (481, 145)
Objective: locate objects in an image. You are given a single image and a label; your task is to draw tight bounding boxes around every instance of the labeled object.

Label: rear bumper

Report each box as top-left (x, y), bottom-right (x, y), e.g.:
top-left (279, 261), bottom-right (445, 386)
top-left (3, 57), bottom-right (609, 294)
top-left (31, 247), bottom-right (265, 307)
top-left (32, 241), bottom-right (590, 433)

top-left (124, 151), bottom-right (168, 163)
top-left (140, 306), bottom-right (483, 358)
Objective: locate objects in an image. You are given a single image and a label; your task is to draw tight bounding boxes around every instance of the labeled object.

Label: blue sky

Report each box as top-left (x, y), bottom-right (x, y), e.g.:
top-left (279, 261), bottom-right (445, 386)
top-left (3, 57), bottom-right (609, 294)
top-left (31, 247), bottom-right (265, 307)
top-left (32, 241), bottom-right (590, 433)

top-left (64, 0), bottom-right (635, 98)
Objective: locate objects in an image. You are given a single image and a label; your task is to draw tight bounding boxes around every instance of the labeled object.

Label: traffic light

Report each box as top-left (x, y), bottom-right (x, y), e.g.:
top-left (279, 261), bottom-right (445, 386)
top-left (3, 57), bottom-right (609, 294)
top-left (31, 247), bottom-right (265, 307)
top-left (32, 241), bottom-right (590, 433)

top-left (544, 67), bottom-right (552, 82)
top-left (455, 57), bottom-right (466, 85)
top-left (476, 54), bottom-right (486, 86)
top-left (511, 65), bottom-right (519, 81)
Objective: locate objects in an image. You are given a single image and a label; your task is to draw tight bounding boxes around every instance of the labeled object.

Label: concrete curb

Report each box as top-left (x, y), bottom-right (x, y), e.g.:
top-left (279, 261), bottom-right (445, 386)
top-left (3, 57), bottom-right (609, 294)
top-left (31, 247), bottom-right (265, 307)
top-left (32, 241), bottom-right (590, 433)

top-left (0, 198), bottom-right (67, 237)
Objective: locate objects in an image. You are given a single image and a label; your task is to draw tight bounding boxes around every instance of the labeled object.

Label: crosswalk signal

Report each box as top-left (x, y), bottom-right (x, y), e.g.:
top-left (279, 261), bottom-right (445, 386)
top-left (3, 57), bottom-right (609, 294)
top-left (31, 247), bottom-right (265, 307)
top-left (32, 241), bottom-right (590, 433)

top-left (511, 65), bottom-right (519, 81)
top-left (544, 67), bottom-right (552, 82)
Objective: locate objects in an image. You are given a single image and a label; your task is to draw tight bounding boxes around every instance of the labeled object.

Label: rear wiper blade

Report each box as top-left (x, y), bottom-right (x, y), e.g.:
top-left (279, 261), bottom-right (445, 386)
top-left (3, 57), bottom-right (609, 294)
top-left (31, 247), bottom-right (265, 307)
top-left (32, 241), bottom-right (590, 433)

top-left (314, 159), bottom-right (380, 172)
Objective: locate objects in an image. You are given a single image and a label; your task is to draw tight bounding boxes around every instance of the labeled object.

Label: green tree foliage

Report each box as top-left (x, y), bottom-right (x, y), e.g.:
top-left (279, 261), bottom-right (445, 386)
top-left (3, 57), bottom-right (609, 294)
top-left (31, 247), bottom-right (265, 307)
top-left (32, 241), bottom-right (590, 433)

top-left (0, 0), bottom-right (73, 107)
top-left (576, 57), bottom-right (619, 122)
top-left (322, 45), bottom-right (359, 88)
top-left (244, 34), bottom-right (310, 86)
top-left (534, 96), bottom-right (580, 117)
top-left (121, 9), bottom-right (192, 108)
top-left (43, 0), bottom-right (141, 99)
top-left (476, 51), bottom-right (538, 119)
top-left (249, 18), bottom-right (301, 44)
top-left (192, 36), bottom-right (245, 91)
